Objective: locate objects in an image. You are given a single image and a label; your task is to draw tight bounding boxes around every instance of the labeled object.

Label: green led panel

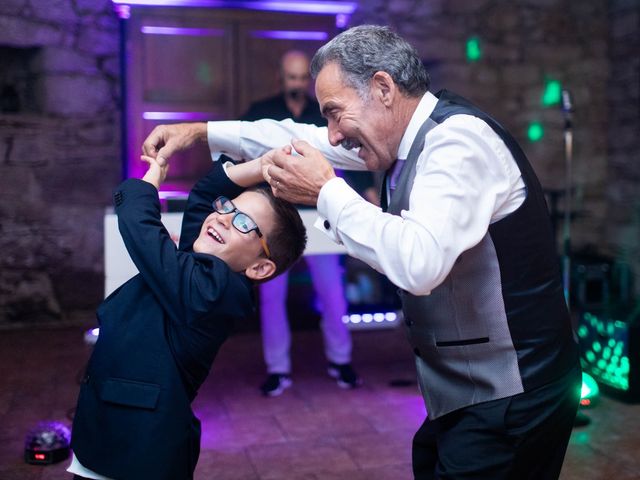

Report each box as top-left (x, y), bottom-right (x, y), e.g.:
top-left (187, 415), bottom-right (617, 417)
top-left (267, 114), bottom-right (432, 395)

top-left (579, 311), bottom-right (631, 392)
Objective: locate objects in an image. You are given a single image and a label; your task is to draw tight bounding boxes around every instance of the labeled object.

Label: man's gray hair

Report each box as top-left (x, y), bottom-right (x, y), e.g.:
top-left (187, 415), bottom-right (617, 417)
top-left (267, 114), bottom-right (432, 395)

top-left (310, 25), bottom-right (429, 98)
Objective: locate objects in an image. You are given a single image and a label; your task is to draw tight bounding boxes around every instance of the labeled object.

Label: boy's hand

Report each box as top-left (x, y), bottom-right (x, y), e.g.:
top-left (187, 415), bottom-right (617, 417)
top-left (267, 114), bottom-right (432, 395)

top-left (260, 145), bottom-right (292, 185)
top-left (141, 154), bottom-right (169, 189)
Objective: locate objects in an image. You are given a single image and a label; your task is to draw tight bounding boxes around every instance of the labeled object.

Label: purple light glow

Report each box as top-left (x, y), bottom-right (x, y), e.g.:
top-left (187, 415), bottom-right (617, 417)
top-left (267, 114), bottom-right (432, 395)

top-left (250, 30), bottom-right (328, 41)
top-left (143, 111), bottom-right (219, 121)
top-left (158, 190), bottom-right (189, 199)
top-left (114, 4), bottom-right (131, 18)
top-left (141, 25), bottom-right (224, 36)
top-left (112, 0), bottom-right (357, 15)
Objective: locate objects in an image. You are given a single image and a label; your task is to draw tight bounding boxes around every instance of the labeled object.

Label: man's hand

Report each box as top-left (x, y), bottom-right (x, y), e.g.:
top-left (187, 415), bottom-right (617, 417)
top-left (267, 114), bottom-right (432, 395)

top-left (141, 154), bottom-right (169, 190)
top-left (141, 123), bottom-right (207, 166)
top-left (263, 139), bottom-right (336, 206)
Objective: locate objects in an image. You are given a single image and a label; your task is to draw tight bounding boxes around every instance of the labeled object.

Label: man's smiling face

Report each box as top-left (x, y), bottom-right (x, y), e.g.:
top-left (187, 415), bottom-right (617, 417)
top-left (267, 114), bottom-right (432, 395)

top-left (316, 62), bottom-right (397, 172)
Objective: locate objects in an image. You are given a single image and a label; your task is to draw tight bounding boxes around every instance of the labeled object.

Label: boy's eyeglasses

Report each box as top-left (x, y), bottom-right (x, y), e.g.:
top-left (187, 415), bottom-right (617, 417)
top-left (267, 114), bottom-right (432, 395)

top-left (212, 196), bottom-right (271, 259)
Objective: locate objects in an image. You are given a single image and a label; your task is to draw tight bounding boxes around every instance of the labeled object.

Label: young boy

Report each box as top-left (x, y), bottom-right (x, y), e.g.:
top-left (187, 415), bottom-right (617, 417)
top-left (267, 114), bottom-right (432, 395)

top-left (68, 154), bottom-right (306, 480)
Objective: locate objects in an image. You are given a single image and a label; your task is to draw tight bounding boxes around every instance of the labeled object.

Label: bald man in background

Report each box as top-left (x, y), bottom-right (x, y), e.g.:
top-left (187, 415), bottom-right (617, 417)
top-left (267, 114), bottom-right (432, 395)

top-left (241, 50), bottom-right (364, 396)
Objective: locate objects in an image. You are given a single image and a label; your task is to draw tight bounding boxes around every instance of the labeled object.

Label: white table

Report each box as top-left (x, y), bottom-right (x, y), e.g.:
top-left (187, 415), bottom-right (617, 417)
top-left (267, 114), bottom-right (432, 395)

top-left (104, 209), bottom-right (346, 297)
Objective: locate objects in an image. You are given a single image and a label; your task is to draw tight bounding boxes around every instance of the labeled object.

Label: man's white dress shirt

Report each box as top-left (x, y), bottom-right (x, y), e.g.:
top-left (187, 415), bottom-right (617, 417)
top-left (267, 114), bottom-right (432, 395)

top-left (207, 91), bottom-right (526, 295)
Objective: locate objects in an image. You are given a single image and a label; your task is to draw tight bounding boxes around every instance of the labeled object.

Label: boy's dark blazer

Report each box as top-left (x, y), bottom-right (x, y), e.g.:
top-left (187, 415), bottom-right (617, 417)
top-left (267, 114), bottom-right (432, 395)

top-left (71, 162), bottom-right (254, 480)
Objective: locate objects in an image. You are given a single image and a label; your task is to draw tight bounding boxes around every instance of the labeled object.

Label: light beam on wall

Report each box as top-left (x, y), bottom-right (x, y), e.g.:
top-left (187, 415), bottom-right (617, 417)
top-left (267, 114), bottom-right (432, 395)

top-left (112, 0), bottom-right (357, 15)
top-left (250, 30), bottom-right (328, 40)
top-left (143, 111), bottom-right (223, 121)
top-left (141, 25), bottom-right (224, 36)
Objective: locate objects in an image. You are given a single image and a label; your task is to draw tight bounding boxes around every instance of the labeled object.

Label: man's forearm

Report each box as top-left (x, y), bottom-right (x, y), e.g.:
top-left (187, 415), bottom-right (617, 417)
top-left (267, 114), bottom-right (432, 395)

top-left (206, 119), bottom-right (365, 171)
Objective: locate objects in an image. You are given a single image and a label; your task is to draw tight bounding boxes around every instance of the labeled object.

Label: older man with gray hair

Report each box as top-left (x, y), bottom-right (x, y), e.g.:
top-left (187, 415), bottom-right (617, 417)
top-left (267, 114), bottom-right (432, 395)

top-left (143, 25), bottom-right (581, 479)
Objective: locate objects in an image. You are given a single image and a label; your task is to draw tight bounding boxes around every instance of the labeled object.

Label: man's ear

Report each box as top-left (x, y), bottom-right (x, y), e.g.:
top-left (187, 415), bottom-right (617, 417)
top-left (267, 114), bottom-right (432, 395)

top-left (245, 258), bottom-right (277, 282)
top-left (371, 71), bottom-right (396, 107)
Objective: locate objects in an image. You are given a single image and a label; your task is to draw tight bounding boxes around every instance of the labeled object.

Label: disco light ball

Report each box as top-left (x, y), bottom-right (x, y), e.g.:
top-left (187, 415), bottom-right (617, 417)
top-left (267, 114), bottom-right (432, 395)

top-left (24, 421), bottom-right (71, 465)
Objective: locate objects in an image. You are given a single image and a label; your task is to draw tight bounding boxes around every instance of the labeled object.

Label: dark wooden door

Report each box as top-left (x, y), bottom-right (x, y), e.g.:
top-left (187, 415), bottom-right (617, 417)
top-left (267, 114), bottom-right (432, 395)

top-left (124, 5), bottom-right (340, 192)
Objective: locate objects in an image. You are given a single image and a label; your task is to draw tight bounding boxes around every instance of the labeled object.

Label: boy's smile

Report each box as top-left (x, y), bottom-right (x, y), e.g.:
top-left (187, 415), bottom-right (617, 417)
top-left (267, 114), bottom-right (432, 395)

top-left (193, 191), bottom-right (275, 273)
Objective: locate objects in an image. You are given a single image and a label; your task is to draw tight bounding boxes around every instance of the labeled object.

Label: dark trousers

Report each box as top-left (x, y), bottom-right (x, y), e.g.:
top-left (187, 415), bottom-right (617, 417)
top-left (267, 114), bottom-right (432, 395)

top-left (412, 365), bottom-right (581, 479)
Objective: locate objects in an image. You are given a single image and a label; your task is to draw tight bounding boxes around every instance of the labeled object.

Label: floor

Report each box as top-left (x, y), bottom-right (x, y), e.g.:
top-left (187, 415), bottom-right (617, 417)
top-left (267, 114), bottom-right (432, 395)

top-left (1, 323), bottom-right (639, 479)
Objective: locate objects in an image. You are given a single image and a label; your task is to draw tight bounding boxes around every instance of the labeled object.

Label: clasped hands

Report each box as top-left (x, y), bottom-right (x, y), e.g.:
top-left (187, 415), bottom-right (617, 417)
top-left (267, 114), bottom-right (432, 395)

top-left (140, 123), bottom-right (336, 205)
top-left (259, 139), bottom-right (336, 206)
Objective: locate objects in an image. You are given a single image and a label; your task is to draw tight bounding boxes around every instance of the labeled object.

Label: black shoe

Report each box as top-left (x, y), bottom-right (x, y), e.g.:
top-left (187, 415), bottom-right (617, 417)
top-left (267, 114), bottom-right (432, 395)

top-left (327, 363), bottom-right (362, 389)
top-left (260, 373), bottom-right (292, 397)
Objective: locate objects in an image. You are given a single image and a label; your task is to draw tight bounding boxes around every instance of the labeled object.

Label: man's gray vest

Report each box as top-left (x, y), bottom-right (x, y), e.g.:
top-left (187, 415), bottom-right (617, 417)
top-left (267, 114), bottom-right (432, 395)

top-left (383, 90), bottom-right (579, 419)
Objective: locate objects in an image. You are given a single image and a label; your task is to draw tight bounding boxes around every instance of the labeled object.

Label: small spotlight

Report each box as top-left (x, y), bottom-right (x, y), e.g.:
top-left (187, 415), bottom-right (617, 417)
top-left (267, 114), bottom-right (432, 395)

top-left (84, 327), bottom-right (100, 345)
top-left (580, 372), bottom-right (600, 408)
top-left (24, 421), bottom-right (71, 465)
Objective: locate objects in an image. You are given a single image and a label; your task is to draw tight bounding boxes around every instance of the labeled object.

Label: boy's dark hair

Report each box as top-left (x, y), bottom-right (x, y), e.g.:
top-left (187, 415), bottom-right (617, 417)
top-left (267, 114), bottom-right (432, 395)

top-left (250, 186), bottom-right (307, 280)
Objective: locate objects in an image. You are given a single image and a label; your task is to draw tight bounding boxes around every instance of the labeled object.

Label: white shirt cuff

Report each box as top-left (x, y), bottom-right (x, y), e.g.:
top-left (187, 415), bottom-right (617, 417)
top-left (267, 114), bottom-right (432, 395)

top-left (207, 121), bottom-right (242, 161)
top-left (314, 177), bottom-right (361, 243)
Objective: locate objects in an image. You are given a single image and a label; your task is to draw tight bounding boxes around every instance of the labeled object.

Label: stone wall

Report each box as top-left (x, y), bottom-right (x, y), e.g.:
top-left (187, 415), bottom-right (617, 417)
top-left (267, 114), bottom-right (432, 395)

top-left (0, 0), bottom-right (120, 327)
top-left (0, 0), bottom-right (636, 328)
top-left (352, 0), bottom-right (640, 300)
top-left (353, 0), bottom-right (611, 248)
top-left (607, 0), bottom-right (640, 299)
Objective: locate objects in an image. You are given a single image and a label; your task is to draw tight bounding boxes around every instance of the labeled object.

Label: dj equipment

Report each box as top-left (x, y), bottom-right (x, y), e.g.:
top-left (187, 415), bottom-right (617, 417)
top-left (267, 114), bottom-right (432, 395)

top-left (578, 303), bottom-right (640, 402)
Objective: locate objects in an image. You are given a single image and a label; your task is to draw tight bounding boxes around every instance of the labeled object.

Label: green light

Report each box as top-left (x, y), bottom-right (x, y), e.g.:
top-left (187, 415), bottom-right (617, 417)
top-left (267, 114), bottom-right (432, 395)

top-left (466, 36), bottom-right (482, 62)
top-left (581, 372), bottom-right (600, 400)
top-left (527, 122), bottom-right (544, 142)
top-left (592, 341), bottom-right (602, 353)
top-left (196, 62), bottom-right (212, 86)
top-left (578, 325), bottom-right (588, 338)
top-left (585, 351), bottom-right (596, 363)
top-left (614, 342), bottom-right (624, 356)
top-left (542, 79), bottom-right (562, 106)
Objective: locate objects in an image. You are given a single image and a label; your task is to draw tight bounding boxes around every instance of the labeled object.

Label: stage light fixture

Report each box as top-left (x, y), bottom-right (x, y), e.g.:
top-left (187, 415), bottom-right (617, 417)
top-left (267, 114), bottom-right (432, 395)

top-left (24, 421), bottom-right (71, 465)
top-left (84, 327), bottom-right (100, 345)
top-left (578, 306), bottom-right (640, 402)
top-left (342, 311), bottom-right (400, 330)
top-left (579, 371), bottom-right (600, 407)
